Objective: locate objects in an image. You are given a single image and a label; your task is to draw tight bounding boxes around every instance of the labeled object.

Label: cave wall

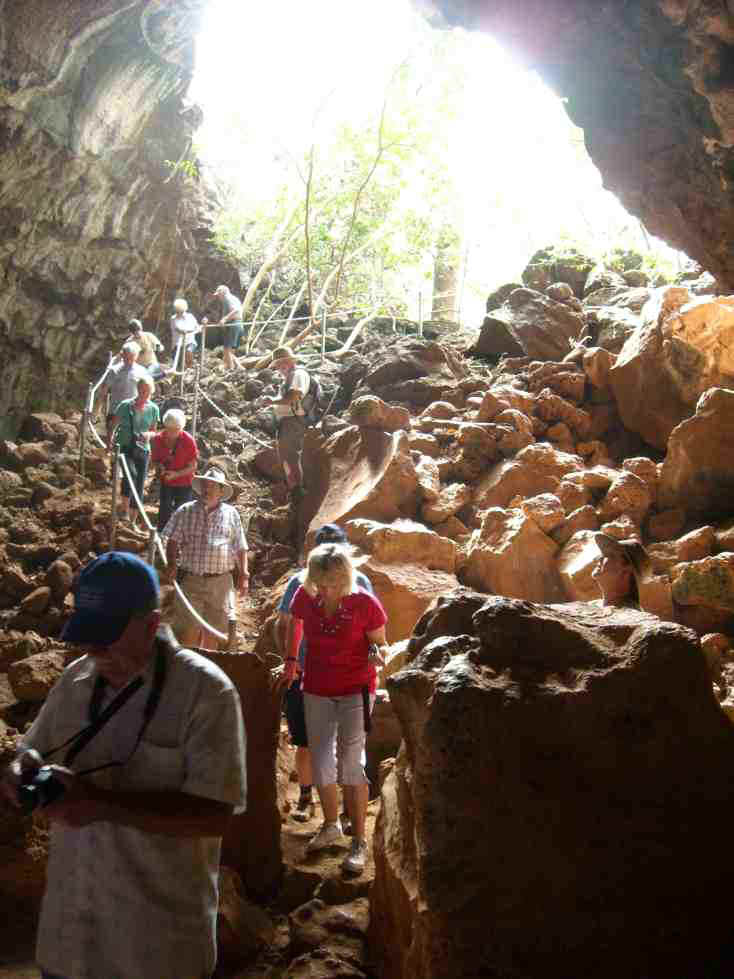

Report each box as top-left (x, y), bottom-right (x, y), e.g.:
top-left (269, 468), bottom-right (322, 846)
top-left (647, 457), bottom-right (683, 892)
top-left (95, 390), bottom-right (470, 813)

top-left (0, 0), bottom-right (230, 434)
top-left (428, 1), bottom-right (734, 289)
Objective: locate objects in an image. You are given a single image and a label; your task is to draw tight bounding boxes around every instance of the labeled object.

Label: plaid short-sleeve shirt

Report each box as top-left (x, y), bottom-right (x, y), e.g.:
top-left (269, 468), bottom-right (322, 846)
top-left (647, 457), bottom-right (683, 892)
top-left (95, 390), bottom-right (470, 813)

top-left (161, 499), bottom-right (247, 575)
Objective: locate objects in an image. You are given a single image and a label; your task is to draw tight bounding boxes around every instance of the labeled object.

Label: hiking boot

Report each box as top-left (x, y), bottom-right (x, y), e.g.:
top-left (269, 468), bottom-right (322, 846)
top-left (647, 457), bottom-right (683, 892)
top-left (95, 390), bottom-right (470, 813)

top-left (341, 839), bottom-right (368, 874)
top-left (306, 820), bottom-right (343, 853)
top-left (292, 790), bottom-right (314, 823)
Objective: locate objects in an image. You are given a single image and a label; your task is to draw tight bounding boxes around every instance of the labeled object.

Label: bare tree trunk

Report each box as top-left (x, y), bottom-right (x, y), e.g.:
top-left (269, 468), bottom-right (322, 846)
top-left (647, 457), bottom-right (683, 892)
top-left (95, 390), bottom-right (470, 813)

top-left (431, 222), bottom-right (461, 323)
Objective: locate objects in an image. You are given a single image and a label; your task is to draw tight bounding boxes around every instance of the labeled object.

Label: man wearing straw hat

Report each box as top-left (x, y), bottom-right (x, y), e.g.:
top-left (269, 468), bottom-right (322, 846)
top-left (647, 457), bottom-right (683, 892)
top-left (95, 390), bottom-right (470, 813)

top-left (161, 468), bottom-right (249, 651)
top-left (266, 345), bottom-right (312, 502)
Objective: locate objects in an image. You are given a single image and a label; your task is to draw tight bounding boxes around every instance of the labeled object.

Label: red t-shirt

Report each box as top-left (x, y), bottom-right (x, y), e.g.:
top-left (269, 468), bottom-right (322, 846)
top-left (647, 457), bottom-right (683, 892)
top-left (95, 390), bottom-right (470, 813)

top-left (290, 586), bottom-right (387, 697)
top-left (150, 430), bottom-right (198, 486)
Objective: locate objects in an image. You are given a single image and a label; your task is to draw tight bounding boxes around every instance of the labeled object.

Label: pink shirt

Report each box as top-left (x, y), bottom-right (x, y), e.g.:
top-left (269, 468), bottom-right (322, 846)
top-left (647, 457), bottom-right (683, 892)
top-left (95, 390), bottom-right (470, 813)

top-left (289, 586), bottom-right (387, 697)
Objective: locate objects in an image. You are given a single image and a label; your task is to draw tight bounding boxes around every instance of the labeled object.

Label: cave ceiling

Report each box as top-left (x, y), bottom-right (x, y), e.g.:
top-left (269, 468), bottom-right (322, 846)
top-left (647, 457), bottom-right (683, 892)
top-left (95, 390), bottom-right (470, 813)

top-left (427, 0), bottom-right (734, 287)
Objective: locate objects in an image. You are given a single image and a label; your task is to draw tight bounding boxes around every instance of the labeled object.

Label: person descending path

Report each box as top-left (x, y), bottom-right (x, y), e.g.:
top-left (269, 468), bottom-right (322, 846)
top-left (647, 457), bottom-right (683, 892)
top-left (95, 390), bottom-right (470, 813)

top-left (264, 345), bottom-right (311, 503)
top-left (150, 407), bottom-right (198, 531)
top-left (107, 375), bottom-right (159, 529)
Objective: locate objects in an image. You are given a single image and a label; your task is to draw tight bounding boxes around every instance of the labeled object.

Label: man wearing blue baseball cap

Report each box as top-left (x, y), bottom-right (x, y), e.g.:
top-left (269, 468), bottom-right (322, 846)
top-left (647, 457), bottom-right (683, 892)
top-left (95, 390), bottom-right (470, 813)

top-left (1, 552), bottom-right (247, 979)
top-left (273, 524), bottom-right (374, 824)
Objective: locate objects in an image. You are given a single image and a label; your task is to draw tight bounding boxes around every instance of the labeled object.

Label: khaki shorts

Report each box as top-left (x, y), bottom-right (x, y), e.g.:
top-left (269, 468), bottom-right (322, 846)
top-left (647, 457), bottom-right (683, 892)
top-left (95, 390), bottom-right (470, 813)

top-left (172, 571), bottom-right (234, 638)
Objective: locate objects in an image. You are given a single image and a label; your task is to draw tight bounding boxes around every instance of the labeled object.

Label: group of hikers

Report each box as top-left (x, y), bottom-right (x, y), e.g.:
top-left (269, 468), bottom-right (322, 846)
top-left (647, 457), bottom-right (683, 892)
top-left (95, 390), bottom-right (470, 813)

top-left (86, 293), bottom-right (380, 869)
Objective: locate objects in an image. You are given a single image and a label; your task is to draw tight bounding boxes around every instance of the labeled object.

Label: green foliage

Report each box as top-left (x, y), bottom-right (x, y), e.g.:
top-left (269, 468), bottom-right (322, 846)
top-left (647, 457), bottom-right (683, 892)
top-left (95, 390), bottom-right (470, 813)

top-left (210, 30), bottom-right (466, 317)
top-left (164, 157), bottom-right (200, 183)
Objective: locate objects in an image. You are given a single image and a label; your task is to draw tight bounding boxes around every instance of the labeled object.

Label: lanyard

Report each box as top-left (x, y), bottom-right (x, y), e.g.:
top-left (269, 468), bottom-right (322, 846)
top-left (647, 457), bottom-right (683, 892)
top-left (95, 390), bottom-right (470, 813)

top-left (42, 649), bottom-right (167, 774)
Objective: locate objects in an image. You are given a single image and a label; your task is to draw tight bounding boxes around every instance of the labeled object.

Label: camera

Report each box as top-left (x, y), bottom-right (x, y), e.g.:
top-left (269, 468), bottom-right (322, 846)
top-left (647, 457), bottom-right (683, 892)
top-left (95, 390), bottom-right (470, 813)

top-left (17, 765), bottom-right (66, 814)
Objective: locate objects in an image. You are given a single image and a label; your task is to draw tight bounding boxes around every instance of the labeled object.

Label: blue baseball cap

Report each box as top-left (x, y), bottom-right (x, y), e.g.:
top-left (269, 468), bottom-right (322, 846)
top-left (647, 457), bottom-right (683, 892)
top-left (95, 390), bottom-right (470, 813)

top-left (314, 524), bottom-right (347, 545)
top-left (61, 552), bottom-right (160, 646)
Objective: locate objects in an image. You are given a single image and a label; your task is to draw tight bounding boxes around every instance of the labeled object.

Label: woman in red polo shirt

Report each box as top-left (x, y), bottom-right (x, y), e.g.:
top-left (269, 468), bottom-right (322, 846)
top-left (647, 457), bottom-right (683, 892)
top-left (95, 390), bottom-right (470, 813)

top-left (150, 408), bottom-right (198, 531)
top-left (282, 542), bottom-right (387, 875)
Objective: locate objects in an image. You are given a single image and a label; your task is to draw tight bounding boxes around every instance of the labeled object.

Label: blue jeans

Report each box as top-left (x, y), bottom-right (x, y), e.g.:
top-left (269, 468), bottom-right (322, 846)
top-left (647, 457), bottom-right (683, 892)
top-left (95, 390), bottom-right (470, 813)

top-left (158, 483), bottom-right (192, 531)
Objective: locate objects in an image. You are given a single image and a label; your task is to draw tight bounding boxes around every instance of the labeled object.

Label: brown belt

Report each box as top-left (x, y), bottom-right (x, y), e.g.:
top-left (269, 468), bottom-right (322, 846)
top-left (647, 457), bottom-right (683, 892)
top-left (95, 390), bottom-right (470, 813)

top-left (182, 569), bottom-right (233, 578)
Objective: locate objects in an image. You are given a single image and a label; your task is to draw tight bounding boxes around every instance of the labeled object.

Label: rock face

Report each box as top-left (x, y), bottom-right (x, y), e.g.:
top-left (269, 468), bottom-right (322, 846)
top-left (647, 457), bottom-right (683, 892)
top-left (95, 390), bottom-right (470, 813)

top-left (0, 0), bottom-right (232, 435)
top-left (371, 591), bottom-right (734, 979)
top-left (658, 387), bottom-right (734, 519)
top-left (431, 1), bottom-right (734, 290)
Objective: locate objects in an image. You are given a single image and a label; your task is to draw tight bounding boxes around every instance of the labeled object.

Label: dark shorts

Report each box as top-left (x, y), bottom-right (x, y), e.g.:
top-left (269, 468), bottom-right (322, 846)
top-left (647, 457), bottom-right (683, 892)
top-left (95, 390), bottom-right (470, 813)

top-left (224, 323), bottom-right (243, 349)
top-left (285, 678), bottom-right (308, 747)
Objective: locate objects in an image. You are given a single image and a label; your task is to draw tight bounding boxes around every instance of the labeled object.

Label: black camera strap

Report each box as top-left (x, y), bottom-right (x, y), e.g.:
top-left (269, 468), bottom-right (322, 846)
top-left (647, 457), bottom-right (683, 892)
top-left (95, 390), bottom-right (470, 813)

top-left (42, 648), bottom-right (167, 773)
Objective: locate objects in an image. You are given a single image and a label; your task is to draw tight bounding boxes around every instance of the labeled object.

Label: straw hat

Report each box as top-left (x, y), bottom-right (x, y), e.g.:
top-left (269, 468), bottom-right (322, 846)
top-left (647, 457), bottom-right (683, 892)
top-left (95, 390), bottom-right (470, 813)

top-left (192, 467), bottom-right (233, 501)
top-left (595, 533), bottom-right (650, 575)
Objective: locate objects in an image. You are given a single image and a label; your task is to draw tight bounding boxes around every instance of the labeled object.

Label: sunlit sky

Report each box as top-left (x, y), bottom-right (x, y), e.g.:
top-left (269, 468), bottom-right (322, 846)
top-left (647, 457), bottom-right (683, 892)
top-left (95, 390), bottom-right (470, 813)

top-left (190, 0), bottom-right (680, 322)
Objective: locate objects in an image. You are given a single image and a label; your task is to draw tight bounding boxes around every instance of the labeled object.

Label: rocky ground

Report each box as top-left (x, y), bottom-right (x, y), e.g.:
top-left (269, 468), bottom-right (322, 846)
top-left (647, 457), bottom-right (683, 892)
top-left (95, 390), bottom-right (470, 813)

top-left (1, 247), bottom-right (734, 976)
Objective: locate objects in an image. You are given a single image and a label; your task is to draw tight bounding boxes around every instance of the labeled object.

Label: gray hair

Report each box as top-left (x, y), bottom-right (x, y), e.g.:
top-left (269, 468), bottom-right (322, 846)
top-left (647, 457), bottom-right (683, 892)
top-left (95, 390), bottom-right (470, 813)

top-left (122, 341), bottom-right (141, 356)
top-left (173, 298), bottom-right (188, 314)
top-left (163, 408), bottom-right (186, 429)
top-left (137, 374), bottom-right (155, 394)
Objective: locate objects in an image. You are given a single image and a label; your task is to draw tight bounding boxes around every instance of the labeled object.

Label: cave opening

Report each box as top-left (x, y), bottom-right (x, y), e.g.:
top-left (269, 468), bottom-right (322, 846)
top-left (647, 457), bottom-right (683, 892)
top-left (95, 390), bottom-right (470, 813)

top-left (190, 0), bottom-right (686, 328)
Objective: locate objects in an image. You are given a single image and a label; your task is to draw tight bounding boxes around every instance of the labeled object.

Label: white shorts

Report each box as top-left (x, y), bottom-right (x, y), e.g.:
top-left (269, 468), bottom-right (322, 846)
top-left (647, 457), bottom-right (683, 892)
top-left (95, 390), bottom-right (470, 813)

top-left (303, 691), bottom-right (375, 786)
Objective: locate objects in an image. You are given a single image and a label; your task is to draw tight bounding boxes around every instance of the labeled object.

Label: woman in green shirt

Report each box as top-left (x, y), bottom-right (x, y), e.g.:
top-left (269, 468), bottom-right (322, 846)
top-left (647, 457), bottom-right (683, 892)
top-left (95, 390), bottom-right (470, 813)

top-left (108, 375), bottom-right (160, 526)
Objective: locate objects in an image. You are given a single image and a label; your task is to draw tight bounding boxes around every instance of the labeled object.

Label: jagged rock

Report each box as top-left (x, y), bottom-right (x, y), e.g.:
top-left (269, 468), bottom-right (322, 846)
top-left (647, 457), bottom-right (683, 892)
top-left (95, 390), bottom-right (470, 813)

top-left (348, 395), bottom-right (410, 433)
top-left (283, 951), bottom-right (367, 979)
top-left (672, 553), bottom-right (734, 613)
top-left (407, 432), bottom-right (440, 457)
top-left (608, 287), bottom-right (697, 450)
top-left (44, 559), bottom-right (74, 603)
top-left (378, 640), bottom-right (410, 687)
top-left (413, 454), bottom-right (440, 502)
top-left (474, 443), bottom-right (583, 509)
top-left (251, 446), bottom-right (283, 482)
top-left (520, 492), bottom-right (564, 534)
top-left (535, 387), bottom-right (592, 437)
top-left (658, 387), bottom-right (734, 519)
top-left (525, 362), bottom-right (586, 402)
top-left (19, 586), bottom-right (52, 616)
top-left (452, 423), bottom-right (499, 481)
top-left (546, 282), bottom-right (573, 302)
top-left (546, 421), bottom-right (575, 454)
top-left (365, 340), bottom-right (450, 390)
top-left (420, 401), bottom-right (457, 420)
top-left (575, 439), bottom-right (612, 467)
top-left (0, 469), bottom-right (23, 496)
top-left (364, 559), bottom-right (458, 644)
top-left (557, 530), bottom-right (603, 602)
top-left (520, 246), bottom-right (594, 297)
top-left (346, 518), bottom-right (456, 574)
top-left (421, 482), bottom-right (472, 525)
top-left (716, 520), bottom-right (734, 552)
top-left (599, 515), bottom-right (641, 542)
top-left (597, 470), bottom-right (652, 524)
top-left (647, 527), bottom-right (716, 575)
top-left (0, 564), bottom-right (35, 599)
top-left (584, 266), bottom-right (628, 299)
top-left (289, 898), bottom-right (369, 963)
top-left (0, 631), bottom-right (45, 672)
top-left (474, 389), bottom-right (510, 422)
top-left (582, 345), bottom-right (616, 391)
top-left (475, 287), bottom-right (586, 361)
top-left (217, 866), bottom-right (275, 964)
top-left (552, 504), bottom-right (599, 545)
top-left (305, 427), bottom-right (421, 532)
top-left (8, 650), bottom-right (65, 701)
top-left (622, 456), bottom-right (658, 504)
top-left (432, 515), bottom-right (470, 543)
top-left (375, 377), bottom-right (464, 409)
top-left (372, 593), bottom-right (734, 979)
top-left (366, 690), bottom-right (402, 787)
top-left (462, 507), bottom-right (565, 602)
top-left (648, 508), bottom-right (687, 542)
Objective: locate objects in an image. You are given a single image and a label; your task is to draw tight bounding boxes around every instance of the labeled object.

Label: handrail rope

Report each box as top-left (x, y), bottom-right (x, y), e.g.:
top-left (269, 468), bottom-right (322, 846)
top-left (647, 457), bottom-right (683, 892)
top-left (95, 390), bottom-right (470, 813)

top-left (117, 452), bottom-right (228, 642)
top-left (196, 387), bottom-right (272, 449)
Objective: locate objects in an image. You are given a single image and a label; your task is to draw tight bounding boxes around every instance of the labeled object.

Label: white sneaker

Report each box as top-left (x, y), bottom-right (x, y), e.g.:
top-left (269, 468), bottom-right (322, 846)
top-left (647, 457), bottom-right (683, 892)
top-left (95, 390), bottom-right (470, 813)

top-left (306, 820), bottom-right (343, 853)
top-left (341, 838), bottom-right (368, 874)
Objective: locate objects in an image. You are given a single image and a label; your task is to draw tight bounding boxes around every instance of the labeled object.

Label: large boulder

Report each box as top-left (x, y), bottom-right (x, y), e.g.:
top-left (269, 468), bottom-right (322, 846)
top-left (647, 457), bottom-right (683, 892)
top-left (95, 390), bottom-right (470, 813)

top-left (364, 560), bottom-right (458, 645)
top-left (462, 507), bottom-right (565, 603)
top-left (657, 387), bottom-right (734, 519)
top-left (474, 443), bottom-right (583, 509)
top-left (346, 518), bottom-right (456, 574)
top-left (608, 286), bottom-right (734, 450)
top-left (371, 593), bottom-right (734, 979)
top-left (473, 287), bottom-right (585, 361)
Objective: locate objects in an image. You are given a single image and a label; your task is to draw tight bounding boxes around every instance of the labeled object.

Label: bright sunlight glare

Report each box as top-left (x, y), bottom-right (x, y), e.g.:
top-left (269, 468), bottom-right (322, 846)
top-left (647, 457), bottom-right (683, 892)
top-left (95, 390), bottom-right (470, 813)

top-left (190, 0), bottom-right (682, 322)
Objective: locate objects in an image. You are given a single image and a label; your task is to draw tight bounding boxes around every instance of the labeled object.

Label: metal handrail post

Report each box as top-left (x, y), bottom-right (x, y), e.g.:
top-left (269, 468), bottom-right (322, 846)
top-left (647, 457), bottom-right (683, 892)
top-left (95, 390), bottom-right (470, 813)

top-left (418, 291), bottom-right (424, 338)
top-left (147, 527), bottom-right (157, 565)
top-left (320, 308), bottom-right (327, 364)
top-left (199, 321), bottom-right (206, 374)
top-left (191, 361), bottom-right (202, 442)
top-left (109, 446), bottom-right (121, 550)
top-left (79, 381), bottom-right (93, 476)
top-left (179, 348), bottom-right (185, 396)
